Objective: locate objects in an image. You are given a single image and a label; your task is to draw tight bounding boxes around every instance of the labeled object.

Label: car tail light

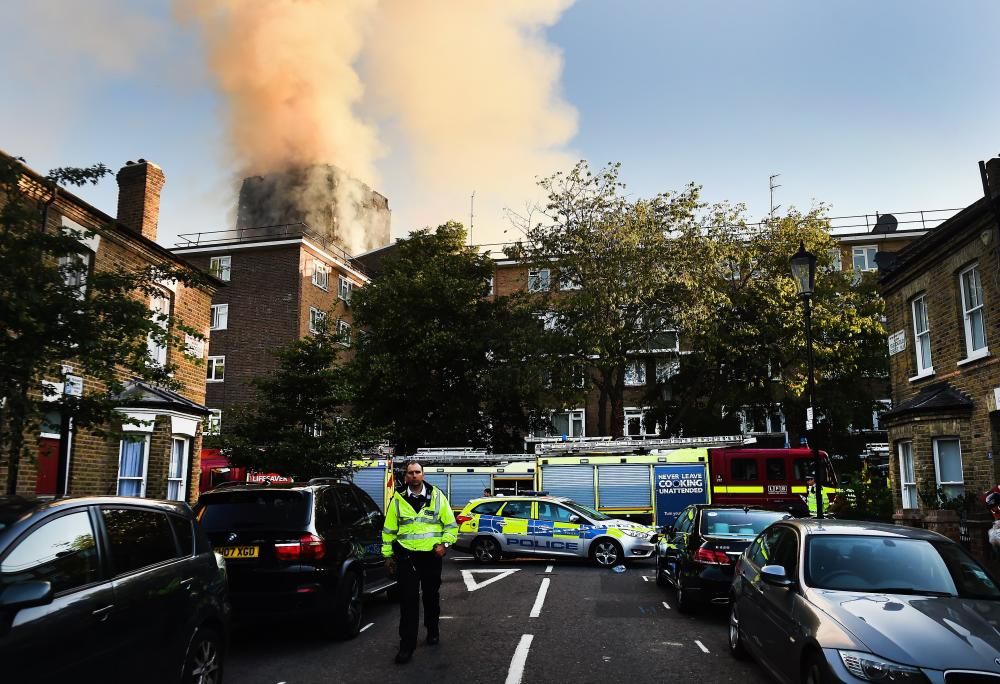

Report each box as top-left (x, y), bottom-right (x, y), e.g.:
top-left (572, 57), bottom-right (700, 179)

top-left (456, 514), bottom-right (473, 525)
top-left (693, 547), bottom-right (731, 565)
top-left (275, 534), bottom-right (326, 562)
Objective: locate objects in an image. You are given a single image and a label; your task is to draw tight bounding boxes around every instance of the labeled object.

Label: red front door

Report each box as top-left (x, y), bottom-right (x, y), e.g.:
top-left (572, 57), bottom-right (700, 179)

top-left (36, 437), bottom-right (60, 496)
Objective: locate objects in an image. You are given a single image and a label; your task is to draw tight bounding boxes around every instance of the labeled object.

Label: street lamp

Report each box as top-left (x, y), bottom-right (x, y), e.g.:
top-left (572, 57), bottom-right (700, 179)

top-left (790, 241), bottom-right (823, 518)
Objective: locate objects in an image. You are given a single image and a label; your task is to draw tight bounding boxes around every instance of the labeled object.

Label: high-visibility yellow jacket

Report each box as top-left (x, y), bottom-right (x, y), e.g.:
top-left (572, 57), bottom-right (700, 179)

top-left (805, 486), bottom-right (818, 517)
top-left (382, 484), bottom-right (458, 557)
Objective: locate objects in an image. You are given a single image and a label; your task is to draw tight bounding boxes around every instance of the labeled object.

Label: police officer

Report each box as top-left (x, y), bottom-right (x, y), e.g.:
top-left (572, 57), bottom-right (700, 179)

top-left (383, 460), bottom-right (458, 665)
top-left (804, 474), bottom-right (819, 517)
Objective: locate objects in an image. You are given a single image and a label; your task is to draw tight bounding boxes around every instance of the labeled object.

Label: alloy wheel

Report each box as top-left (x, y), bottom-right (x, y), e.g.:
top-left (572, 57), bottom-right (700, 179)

top-left (190, 638), bottom-right (220, 684)
top-left (593, 540), bottom-right (620, 566)
top-left (474, 538), bottom-right (498, 563)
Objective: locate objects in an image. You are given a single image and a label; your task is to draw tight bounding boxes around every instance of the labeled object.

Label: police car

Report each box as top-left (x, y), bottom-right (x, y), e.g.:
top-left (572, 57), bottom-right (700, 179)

top-left (453, 493), bottom-right (659, 567)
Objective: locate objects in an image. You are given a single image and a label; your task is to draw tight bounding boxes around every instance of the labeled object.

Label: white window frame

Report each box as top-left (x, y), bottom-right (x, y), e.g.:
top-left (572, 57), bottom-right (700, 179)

top-left (487, 275), bottom-right (494, 295)
top-left (825, 248), bottom-right (842, 272)
top-left (167, 437), bottom-right (189, 502)
top-left (852, 245), bottom-right (878, 272)
top-left (59, 251), bottom-right (91, 298)
top-left (911, 294), bottom-right (933, 378)
top-left (337, 320), bottom-right (352, 347)
top-left (207, 356), bottom-right (225, 382)
top-left (624, 360), bottom-right (646, 386)
top-left (537, 408), bottom-right (585, 438)
top-left (959, 264), bottom-right (988, 361)
top-left (309, 307), bottom-right (326, 334)
top-left (147, 291), bottom-right (170, 368)
top-left (338, 276), bottom-right (354, 303)
top-left (311, 260), bottom-right (330, 290)
top-left (932, 437), bottom-right (964, 501)
top-left (898, 441), bottom-right (917, 509)
top-left (117, 435), bottom-right (150, 497)
top-left (210, 303), bottom-right (229, 331)
top-left (558, 268), bottom-right (582, 291)
top-left (655, 358), bottom-right (680, 383)
top-left (871, 399), bottom-right (891, 431)
top-left (528, 268), bottom-right (550, 293)
top-left (205, 409), bottom-right (222, 436)
top-left (624, 407), bottom-right (656, 436)
top-left (209, 255), bottom-right (231, 282)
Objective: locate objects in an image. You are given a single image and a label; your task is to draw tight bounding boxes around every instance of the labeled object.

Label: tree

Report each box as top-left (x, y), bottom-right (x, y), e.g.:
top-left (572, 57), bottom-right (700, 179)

top-left (219, 321), bottom-right (381, 479)
top-left (0, 156), bottom-right (206, 494)
top-left (349, 222), bottom-right (573, 453)
top-left (508, 162), bottom-right (702, 436)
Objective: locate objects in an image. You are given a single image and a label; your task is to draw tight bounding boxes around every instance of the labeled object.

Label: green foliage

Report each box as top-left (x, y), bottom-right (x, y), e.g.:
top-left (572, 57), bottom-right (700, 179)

top-left (917, 484), bottom-right (980, 513)
top-left (0, 155), bottom-right (206, 494)
top-left (219, 323), bottom-right (382, 479)
top-left (350, 222), bottom-right (571, 453)
top-left (839, 475), bottom-right (895, 522)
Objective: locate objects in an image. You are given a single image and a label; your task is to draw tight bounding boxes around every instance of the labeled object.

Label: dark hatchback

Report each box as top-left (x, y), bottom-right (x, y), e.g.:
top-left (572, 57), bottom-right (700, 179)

top-left (656, 505), bottom-right (788, 611)
top-left (0, 496), bottom-right (229, 684)
top-left (195, 480), bottom-right (394, 639)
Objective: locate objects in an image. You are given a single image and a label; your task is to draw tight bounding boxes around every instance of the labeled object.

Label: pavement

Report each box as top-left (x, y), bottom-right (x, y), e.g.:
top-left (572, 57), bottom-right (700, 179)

top-left (226, 555), bottom-right (773, 684)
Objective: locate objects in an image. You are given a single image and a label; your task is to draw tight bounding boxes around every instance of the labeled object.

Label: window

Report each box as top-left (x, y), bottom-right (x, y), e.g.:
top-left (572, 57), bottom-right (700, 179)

top-left (960, 264), bottom-right (987, 358)
top-left (334, 486), bottom-right (367, 526)
top-left (312, 260), bottom-right (329, 290)
top-left (500, 501), bottom-right (532, 519)
top-left (898, 441), bottom-right (917, 509)
top-left (205, 409), bottom-right (222, 435)
top-left (117, 436), bottom-right (149, 497)
top-left (825, 248), bottom-right (842, 272)
top-left (337, 320), bottom-right (352, 346)
top-left (167, 437), bottom-right (189, 501)
top-left (536, 503), bottom-right (576, 522)
top-left (852, 245), bottom-right (878, 272)
top-left (309, 307), bottom-right (327, 334)
top-left (487, 275), bottom-right (494, 295)
top-left (624, 360), bottom-right (646, 386)
top-left (471, 501), bottom-right (504, 516)
top-left (147, 291), bottom-right (170, 367)
top-left (537, 311), bottom-right (562, 332)
top-left (766, 458), bottom-right (786, 481)
top-left (933, 438), bottom-right (964, 501)
top-left (624, 407), bottom-right (655, 436)
top-left (207, 356), bottom-right (225, 382)
top-left (338, 276), bottom-right (354, 303)
top-left (59, 251), bottom-right (91, 298)
top-left (210, 303), bottom-right (228, 331)
top-left (528, 268), bottom-right (550, 292)
top-left (871, 399), bottom-right (891, 431)
top-left (558, 268), bottom-right (582, 290)
top-left (675, 507), bottom-right (696, 534)
top-left (169, 516), bottom-right (194, 556)
top-left (549, 409), bottom-right (585, 438)
top-left (769, 527), bottom-right (799, 575)
top-left (0, 511), bottom-right (99, 594)
top-left (731, 458), bottom-right (759, 481)
top-left (655, 358), bottom-right (680, 382)
top-left (101, 509), bottom-right (179, 574)
top-left (209, 255), bottom-right (231, 281)
top-left (650, 330), bottom-right (680, 353)
top-left (911, 295), bottom-right (932, 375)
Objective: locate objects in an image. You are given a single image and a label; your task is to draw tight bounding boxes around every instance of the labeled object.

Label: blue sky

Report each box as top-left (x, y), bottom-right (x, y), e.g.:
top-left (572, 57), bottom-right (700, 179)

top-left (1, 0), bottom-right (997, 250)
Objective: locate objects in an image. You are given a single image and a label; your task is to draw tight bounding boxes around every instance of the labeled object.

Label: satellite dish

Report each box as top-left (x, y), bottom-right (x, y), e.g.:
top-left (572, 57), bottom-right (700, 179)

top-left (872, 214), bottom-right (898, 234)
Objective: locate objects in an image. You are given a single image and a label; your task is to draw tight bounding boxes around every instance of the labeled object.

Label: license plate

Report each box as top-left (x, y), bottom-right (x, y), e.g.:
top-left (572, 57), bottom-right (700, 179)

top-left (217, 545), bottom-right (259, 559)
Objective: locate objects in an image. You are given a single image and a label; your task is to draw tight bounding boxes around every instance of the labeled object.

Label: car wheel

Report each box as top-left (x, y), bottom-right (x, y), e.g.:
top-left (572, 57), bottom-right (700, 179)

top-left (328, 571), bottom-right (364, 640)
top-left (676, 576), bottom-right (696, 613)
top-left (473, 537), bottom-right (501, 564)
top-left (728, 599), bottom-right (747, 660)
top-left (181, 626), bottom-right (224, 684)
top-left (803, 651), bottom-right (830, 684)
top-left (591, 539), bottom-right (623, 567)
top-left (655, 555), bottom-right (668, 587)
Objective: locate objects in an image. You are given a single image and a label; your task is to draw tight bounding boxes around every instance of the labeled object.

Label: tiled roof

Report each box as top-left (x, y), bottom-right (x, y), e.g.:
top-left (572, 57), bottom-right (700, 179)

top-left (114, 380), bottom-right (211, 416)
top-left (882, 381), bottom-right (973, 421)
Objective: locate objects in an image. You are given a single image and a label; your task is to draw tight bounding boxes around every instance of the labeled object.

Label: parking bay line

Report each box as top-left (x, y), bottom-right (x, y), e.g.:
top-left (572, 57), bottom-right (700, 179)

top-left (529, 577), bottom-right (550, 618)
top-left (505, 634), bottom-right (534, 684)
top-left (360, 622), bottom-right (374, 633)
top-left (661, 601), bottom-right (671, 611)
top-left (641, 576), bottom-right (649, 582)
top-left (695, 640), bottom-right (710, 654)
top-left (545, 565), bottom-right (553, 573)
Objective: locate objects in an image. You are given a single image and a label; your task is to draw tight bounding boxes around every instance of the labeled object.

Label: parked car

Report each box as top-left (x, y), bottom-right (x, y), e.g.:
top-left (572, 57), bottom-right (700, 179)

top-left (194, 479), bottom-right (394, 639)
top-left (453, 494), bottom-right (659, 567)
top-left (729, 518), bottom-right (1000, 684)
top-left (0, 495), bottom-right (229, 684)
top-left (656, 504), bottom-right (788, 611)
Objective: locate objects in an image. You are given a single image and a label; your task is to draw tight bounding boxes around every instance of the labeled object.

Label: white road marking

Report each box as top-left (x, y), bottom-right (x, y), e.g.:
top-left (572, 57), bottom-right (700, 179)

top-left (661, 601), bottom-right (671, 611)
top-left (529, 577), bottom-right (550, 618)
top-left (451, 556), bottom-right (474, 560)
top-left (545, 565), bottom-right (553, 573)
top-left (360, 623), bottom-right (374, 633)
top-left (440, 616), bottom-right (455, 619)
top-left (505, 634), bottom-right (534, 684)
top-left (661, 641), bottom-right (683, 647)
top-left (641, 576), bottom-right (649, 582)
top-left (461, 568), bottom-right (521, 592)
top-left (695, 640), bottom-right (710, 653)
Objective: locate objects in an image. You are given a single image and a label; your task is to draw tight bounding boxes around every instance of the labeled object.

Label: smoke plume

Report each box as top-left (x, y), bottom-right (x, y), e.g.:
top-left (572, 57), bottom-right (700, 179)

top-left (180, 0), bottom-right (578, 252)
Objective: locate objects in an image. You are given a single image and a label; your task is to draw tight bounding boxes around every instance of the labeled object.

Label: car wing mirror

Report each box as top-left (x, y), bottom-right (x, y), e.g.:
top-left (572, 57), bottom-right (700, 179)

top-left (568, 514), bottom-right (582, 524)
top-left (760, 565), bottom-right (795, 588)
top-left (0, 581), bottom-right (53, 612)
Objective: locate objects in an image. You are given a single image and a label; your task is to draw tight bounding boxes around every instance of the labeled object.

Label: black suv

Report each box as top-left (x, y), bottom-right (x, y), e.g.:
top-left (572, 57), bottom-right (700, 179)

top-left (194, 479), bottom-right (394, 638)
top-left (656, 504), bottom-right (788, 612)
top-left (0, 496), bottom-right (229, 684)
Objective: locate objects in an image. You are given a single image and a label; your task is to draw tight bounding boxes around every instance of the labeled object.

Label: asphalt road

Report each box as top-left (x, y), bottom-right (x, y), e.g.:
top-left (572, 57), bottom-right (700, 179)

top-left (226, 555), bottom-right (773, 684)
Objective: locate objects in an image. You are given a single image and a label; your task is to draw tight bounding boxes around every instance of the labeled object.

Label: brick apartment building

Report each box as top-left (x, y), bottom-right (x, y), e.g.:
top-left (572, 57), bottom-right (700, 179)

top-left (879, 158), bottom-right (1000, 512)
top-left (1, 152), bottom-right (217, 503)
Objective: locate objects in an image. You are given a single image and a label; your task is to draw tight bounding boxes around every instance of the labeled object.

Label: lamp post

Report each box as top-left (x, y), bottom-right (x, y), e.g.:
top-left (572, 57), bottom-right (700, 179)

top-left (790, 241), bottom-right (823, 518)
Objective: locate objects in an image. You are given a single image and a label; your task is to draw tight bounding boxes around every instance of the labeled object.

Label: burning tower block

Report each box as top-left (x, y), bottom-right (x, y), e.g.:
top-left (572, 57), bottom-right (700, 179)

top-left (236, 165), bottom-right (390, 256)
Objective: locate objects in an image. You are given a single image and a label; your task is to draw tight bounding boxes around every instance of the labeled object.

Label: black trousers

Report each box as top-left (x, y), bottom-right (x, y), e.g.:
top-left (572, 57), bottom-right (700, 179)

top-left (395, 545), bottom-right (442, 650)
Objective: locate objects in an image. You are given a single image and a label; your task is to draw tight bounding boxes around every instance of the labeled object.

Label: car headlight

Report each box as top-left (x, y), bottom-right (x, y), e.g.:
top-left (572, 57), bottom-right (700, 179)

top-left (838, 650), bottom-right (927, 682)
top-left (620, 528), bottom-right (649, 539)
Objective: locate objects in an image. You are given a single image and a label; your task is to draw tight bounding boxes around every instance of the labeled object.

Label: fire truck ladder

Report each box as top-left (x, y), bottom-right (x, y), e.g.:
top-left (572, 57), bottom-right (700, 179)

top-left (534, 435), bottom-right (751, 455)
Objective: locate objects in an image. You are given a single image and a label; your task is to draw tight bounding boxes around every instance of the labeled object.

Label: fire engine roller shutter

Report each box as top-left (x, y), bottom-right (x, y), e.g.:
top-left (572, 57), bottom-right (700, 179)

top-left (450, 473), bottom-right (492, 508)
top-left (597, 465), bottom-right (651, 508)
top-left (424, 474), bottom-right (449, 499)
top-left (541, 465), bottom-right (595, 508)
top-left (351, 466), bottom-right (386, 510)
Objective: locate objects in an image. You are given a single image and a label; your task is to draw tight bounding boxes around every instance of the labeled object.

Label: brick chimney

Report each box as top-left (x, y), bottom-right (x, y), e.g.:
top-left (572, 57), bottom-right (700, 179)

top-left (116, 159), bottom-right (165, 242)
top-left (983, 157), bottom-right (1000, 198)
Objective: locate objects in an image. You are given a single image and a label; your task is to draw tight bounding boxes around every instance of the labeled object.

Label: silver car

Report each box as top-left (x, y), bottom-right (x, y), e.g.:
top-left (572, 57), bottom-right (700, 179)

top-left (729, 518), bottom-right (1000, 683)
top-left (453, 495), bottom-right (658, 567)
